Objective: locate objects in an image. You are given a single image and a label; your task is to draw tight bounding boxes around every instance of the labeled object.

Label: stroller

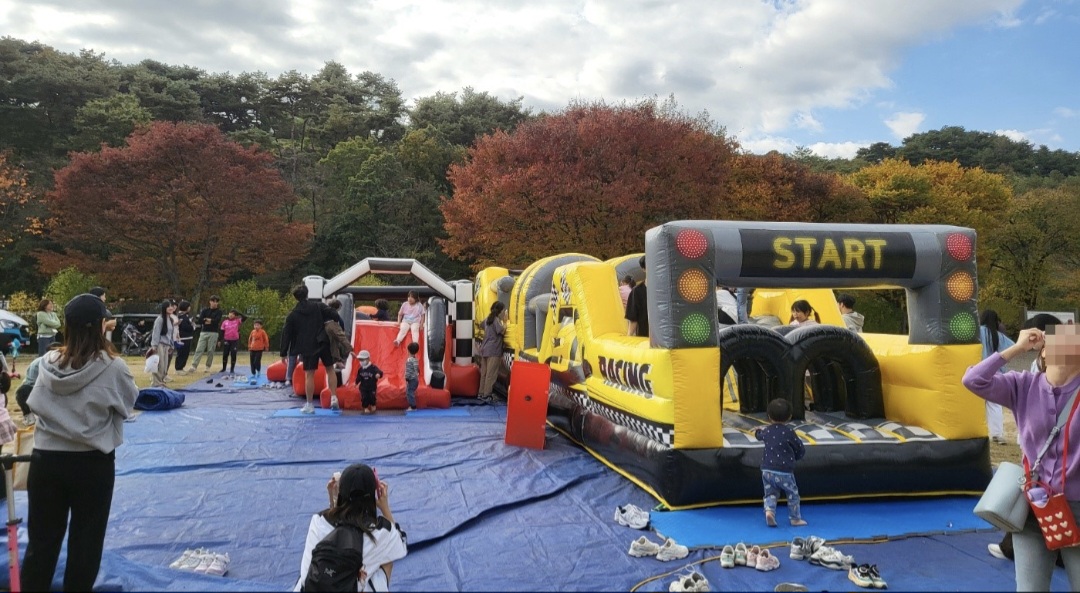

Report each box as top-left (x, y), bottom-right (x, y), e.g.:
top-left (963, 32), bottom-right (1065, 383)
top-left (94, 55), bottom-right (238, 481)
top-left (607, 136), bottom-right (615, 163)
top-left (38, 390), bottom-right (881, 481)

top-left (121, 321), bottom-right (152, 356)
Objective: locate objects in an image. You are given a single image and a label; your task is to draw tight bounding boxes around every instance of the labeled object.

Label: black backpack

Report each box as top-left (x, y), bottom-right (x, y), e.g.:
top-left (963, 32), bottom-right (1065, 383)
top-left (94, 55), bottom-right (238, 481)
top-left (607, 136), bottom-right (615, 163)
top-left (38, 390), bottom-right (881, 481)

top-left (302, 524), bottom-right (365, 592)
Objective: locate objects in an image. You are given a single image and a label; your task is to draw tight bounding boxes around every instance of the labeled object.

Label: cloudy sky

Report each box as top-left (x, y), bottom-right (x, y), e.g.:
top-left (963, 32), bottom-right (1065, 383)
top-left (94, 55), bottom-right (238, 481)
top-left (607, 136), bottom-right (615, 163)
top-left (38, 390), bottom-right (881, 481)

top-left (1, 0), bottom-right (1076, 157)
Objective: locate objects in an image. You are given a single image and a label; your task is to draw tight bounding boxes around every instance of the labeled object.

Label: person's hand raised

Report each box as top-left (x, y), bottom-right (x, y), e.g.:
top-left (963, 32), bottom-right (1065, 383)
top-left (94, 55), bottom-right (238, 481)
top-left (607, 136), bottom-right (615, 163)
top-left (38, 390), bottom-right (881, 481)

top-left (1017, 328), bottom-right (1045, 352)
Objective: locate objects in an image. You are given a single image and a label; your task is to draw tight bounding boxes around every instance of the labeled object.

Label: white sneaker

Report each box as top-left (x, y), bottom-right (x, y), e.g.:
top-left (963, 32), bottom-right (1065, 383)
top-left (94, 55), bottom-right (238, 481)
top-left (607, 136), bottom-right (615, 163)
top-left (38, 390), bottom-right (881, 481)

top-left (301, 403), bottom-right (315, 414)
top-left (669, 571), bottom-right (710, 592)
top-left (169, 548), bottom-right (198, 570)
top-left (204, 552), bottom-right (230, 576)
top-left (790, 535), bottom-right (825, 560)
top-left (23, 412), bottom-right (36, 427)
top-left (629, 536), bottom-right (662, 557)
top-left (614, 504), bottom-right (650, 529)
top-left (988, 543), bottom-right (1006, 560)
top-left (656, 538), bottom-right (690, 562)
top-left (755, 549), bottom-right (781, 571)
top-left (330, 396), bottom-right (340, 411)
top-left (809, 545), bottom-right (854, 570)
top-left (193, 551), bottom-right (216, 574)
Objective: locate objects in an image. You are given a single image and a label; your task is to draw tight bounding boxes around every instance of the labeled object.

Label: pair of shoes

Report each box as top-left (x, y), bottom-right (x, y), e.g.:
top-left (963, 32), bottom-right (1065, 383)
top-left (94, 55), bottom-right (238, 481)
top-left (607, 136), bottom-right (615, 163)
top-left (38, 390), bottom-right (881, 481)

top-left (755, 549), bottom-right (780, 571)
top-left (733, 542), bottom-right (748, 565)
top-left (627, 536), bottom-right (688, 561)
top-left (766, 511), bottom-right (777, 527)
top-left (849, 564), bottom-right (887, 589)
top-left (789, 535), bottom-right (825, 560)
top-left (301, 403), bottom-right (315, 414)
top-left (987, 543), bottom-right (1007, 560)
top-left (195, 552), bottom-right (230, 576)
top-left (809, 545), bottom-right (855, 570)
top-left (774, 584), bottom-right (808, 592)
top-left (169, 548), bottom-right (205, 570)
top-left (330, 396), bottom-right (340, 411)
top-left (629, 536), bottom-right (661, 557)
top-left (614, 504), bottom-right (650, 529)
top-left (668, 571), bottom-right (709, 592)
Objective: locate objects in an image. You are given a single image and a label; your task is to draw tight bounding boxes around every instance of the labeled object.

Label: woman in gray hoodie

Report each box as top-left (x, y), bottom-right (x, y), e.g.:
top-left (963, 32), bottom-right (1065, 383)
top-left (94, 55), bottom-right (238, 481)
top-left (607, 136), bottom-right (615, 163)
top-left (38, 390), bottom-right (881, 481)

top-left (21, 293), bottom-right (139, 592)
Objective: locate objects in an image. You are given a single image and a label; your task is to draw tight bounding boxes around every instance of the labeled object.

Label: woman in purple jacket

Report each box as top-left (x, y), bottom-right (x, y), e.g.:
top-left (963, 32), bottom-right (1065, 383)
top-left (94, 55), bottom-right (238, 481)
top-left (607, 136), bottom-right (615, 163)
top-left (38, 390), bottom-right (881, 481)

top-left (962, 324), bottom-right (1080, 591)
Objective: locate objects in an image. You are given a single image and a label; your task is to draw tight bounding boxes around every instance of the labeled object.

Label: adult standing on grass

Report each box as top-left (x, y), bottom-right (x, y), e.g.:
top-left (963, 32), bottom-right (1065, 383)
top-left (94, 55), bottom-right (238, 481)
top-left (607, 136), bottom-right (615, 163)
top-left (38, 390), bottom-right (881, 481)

top-left (22, 293), bottom-right (138, 592)
top-left (35, 298), bottom-right (61, 357)
top-left (150, 299), bottom-right (176, 387)
top-left (186, 295), bottom-right (222, 373)
top-left (962, 323), bottom-right (1080, 591)
top-left (174, 301), bottom-right (194, 373)
top-left (280, 285), bottom-right (342, 414)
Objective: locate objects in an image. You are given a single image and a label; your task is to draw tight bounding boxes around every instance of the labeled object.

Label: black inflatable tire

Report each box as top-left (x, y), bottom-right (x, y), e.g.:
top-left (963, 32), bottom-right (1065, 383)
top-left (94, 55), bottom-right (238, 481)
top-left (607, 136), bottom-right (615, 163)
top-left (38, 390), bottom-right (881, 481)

top-left (425, 298), bottom-right (447, 370)
top-left (717, 325), bottom-right (796, 417)
top-left (783, 325), bottom-right (885, 419)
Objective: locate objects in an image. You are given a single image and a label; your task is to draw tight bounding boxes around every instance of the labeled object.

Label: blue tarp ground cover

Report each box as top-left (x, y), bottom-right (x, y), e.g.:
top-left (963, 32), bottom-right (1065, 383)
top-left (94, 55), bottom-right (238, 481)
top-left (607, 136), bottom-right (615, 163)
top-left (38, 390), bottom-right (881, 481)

top-left (0, 381), bottom-right (1075, 591)
top-left (134, 388), bottom-right (186, 411)
top-left (649, 496), bottom-right (991, 550)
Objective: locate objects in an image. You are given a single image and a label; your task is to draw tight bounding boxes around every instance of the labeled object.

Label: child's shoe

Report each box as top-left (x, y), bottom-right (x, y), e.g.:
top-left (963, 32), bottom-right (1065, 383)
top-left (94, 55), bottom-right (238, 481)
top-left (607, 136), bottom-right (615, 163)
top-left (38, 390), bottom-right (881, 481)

top-left (790, 517), bottom-right (808, 526)
top-left (720, 545), bottom-right (736, 568)
top-left (733, 542), bottom-right (748, 566)
top-left (656, 538), bottom-right (689, 562)
top-left (766, 511), bottom-right (777, 527)
top-left (868, 565), bottom-right (887, 589)
top-left (848, 564), bottom-right (874, 588)
top-left (628, 536), bottom-right (662, 557)
top-left (755, 549), bottom-right (780, 572)
top-left (746, 545), bottom-right (761, 567)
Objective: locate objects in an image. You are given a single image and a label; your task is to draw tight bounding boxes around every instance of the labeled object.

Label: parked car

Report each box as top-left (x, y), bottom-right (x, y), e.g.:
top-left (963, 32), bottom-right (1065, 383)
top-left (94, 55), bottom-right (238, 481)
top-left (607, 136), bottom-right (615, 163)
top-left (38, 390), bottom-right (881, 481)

top-left (0, 309), bottom-right (31, 356)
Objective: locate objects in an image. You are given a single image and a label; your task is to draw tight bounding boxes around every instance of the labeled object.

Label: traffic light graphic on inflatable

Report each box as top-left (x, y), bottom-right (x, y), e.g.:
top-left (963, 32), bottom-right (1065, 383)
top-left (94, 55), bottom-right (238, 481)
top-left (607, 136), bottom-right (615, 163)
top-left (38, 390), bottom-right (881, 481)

top-left (938, 231), bottom-right (979, 344)
top-left (647, 226), bottom-right (719, 349)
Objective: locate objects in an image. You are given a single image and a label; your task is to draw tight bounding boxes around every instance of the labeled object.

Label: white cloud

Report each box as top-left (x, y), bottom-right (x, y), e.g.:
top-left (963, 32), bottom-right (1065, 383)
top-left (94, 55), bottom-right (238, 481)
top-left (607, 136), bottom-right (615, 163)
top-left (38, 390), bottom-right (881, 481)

top-left (808, 141), bottom-right (867, 159)
top-left (738, 135), bottom-right (798, 155)
top-left (0, 0), bottom-right (1023, 141)
top-left (1054, 107), bottom-right (1078, 119)
top-left (995, 129), bottom-right (1028, 142)
top-left (885, 112), bottom-right (926, 140)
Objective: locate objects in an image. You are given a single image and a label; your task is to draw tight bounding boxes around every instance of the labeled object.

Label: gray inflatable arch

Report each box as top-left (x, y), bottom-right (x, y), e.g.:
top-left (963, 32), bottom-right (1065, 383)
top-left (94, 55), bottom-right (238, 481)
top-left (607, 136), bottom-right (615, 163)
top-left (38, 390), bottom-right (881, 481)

top-left (644, 221), bottom-right (979, 347)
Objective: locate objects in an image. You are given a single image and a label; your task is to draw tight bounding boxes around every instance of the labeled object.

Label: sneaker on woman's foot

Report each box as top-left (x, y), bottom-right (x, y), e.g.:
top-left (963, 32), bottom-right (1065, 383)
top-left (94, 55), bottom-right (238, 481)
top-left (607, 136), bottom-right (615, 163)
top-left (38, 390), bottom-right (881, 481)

top-left (330, 396), bottom-right (339, 411)
top-left (301, 403), bottom-right (315, 414)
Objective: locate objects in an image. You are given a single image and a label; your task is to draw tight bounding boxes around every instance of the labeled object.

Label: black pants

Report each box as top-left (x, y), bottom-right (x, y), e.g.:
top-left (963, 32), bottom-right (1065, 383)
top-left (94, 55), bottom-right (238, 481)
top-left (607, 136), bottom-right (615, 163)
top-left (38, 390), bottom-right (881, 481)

top-left (221, 340), bottom-right (238, 372)
top-left (174, 341), bottom-right (191, 371)
top-left (361, 389), bottom-right (377, 408)
top-left (249, 350), bottom-right (264, 376)
top-left (22, 448), bottom-right (115, 593)
top-left (15, 383), bottom-right (33, 416)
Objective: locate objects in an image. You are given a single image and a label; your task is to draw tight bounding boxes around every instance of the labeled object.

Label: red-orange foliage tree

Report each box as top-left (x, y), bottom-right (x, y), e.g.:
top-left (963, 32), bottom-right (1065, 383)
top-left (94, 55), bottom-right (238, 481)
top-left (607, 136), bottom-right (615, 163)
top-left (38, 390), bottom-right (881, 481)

top-left (440, 101), bottom-right (740, 267)
top-left (727, 153), bottom-right (873, 224)
top-left (41, 122), bottom-right (310, 301)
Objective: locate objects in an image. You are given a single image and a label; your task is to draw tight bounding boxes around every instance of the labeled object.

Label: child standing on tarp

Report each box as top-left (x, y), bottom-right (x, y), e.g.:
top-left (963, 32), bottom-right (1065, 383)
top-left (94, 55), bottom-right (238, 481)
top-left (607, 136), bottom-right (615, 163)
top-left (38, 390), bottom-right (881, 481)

top-left (248, 319), bottom-right (269, 381)
top-left (354, 350), bottom-right (383, 415)
top-left (220, 309), bottom-right (245, 378)
top-left (754, 398), bottom-right (807, 527)
top-left (404, 342), bottom-right (419, 412)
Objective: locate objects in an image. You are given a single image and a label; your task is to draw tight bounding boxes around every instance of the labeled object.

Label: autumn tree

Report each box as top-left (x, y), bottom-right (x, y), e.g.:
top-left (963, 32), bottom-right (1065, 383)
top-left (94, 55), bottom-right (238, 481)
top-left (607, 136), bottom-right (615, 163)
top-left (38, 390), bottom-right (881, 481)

top-left (441, 100), bottom-right (739, 267)
top-left (728, 152), bottom-right (872, 224)
top-left (41, 121), bottom-right (310, 302)
top-left (0, 152), bottom-right (46, 294)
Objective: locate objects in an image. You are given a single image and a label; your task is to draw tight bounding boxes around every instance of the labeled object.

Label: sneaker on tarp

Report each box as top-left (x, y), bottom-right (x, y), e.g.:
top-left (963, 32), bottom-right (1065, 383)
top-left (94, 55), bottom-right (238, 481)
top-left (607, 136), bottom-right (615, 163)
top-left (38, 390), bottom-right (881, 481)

top-left (790, 535), bottom-right (825, 560)
top-left (614, 504), bottom-right (650, 529)
top-left (669, 571), bottom-right (710, 592)
top-left (849, 564), bottom-right (874, 588)
top-left (755, 548), bottom-right (780, 571)
top-left (205, 552), bottom-right (230, 577)
top-left (734, 542), bottom-right (748, 566)
top-left (868, 564), bottom-right (887, 589)
top-left (746, 545), bottom-right (761, 567)
top-left (169, 548), bottom-right (201, 570)
top-left (809, 545), bottom-right (854, 570)
top-left (628, 536), bottom-right (662, 557)
top-left (193, 552), bottom-right (216, 574)
top-left (656, 538), bottom-right (690, 562)
top-left (720, 545), bottom-right (736, 568)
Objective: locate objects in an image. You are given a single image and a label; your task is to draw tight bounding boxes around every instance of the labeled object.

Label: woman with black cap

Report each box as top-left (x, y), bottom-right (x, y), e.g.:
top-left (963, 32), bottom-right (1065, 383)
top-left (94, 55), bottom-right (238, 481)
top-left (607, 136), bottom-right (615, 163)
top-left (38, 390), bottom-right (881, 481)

top-left (295, 463), bottom-right (407, 592)
top-left (21, 293), bottom-right (139, 592)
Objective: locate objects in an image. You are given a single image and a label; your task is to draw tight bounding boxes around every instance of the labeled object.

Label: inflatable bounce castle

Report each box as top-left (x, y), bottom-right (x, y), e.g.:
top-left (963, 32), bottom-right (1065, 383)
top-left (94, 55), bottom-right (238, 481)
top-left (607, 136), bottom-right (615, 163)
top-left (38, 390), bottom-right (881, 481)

top-left (476, 221), bottom-right (991, 508)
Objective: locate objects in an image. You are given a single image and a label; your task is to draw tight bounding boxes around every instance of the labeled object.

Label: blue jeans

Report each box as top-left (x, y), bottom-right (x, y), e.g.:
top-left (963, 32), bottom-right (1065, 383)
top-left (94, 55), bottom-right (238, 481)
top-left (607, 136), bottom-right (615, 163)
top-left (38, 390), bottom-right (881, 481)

top-left (406, 377), bottom-right (418, 408)
top-left (736, 288), bottom-right (750, 323)
top-left (762, 469), bottom-right (802, 521)
top-left (37, 335), bottom-right (55, 357)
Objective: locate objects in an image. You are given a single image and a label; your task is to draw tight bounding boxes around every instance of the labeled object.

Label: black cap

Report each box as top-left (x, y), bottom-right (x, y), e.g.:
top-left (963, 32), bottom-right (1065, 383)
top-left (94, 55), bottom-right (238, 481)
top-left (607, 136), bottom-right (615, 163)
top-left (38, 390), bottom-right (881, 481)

top-left (65, 293), bottom-right (112, 328)
top-left (337, 463), bottom-right (377, 506)
top-left (88, 286), bottom-right (106, 298)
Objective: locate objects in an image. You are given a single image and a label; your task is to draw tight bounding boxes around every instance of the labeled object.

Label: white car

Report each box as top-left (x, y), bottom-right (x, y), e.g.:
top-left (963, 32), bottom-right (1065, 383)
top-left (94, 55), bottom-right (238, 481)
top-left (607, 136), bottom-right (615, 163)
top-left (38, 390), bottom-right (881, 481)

top-left (0, 309), bottom-right (31, 355)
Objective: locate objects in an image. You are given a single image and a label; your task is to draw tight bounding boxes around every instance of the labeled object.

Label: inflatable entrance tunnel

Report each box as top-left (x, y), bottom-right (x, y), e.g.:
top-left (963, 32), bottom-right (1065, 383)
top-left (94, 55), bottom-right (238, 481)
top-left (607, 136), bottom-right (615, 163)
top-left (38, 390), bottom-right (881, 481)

top-left (500, 221), bottom-right (991, 508)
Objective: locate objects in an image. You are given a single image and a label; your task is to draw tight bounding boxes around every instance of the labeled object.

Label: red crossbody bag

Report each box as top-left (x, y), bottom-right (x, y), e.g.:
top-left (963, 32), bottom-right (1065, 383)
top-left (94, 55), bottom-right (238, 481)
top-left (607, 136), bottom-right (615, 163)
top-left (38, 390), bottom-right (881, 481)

top-left (1023, 387), bottom-right (1080, 550)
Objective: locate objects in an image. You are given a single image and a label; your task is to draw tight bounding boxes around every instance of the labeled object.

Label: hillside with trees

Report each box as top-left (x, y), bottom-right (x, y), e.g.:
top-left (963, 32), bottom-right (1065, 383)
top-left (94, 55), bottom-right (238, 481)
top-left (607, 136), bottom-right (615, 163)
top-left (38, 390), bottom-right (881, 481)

top-left (1, 36), bottom-right (1078, 330)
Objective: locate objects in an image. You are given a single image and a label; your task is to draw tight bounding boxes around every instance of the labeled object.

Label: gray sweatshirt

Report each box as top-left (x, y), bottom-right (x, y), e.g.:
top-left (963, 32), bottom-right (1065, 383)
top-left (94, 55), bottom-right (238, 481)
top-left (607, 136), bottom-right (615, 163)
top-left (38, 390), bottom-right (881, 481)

top-left (28, 350), bottom-right (139, 454)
